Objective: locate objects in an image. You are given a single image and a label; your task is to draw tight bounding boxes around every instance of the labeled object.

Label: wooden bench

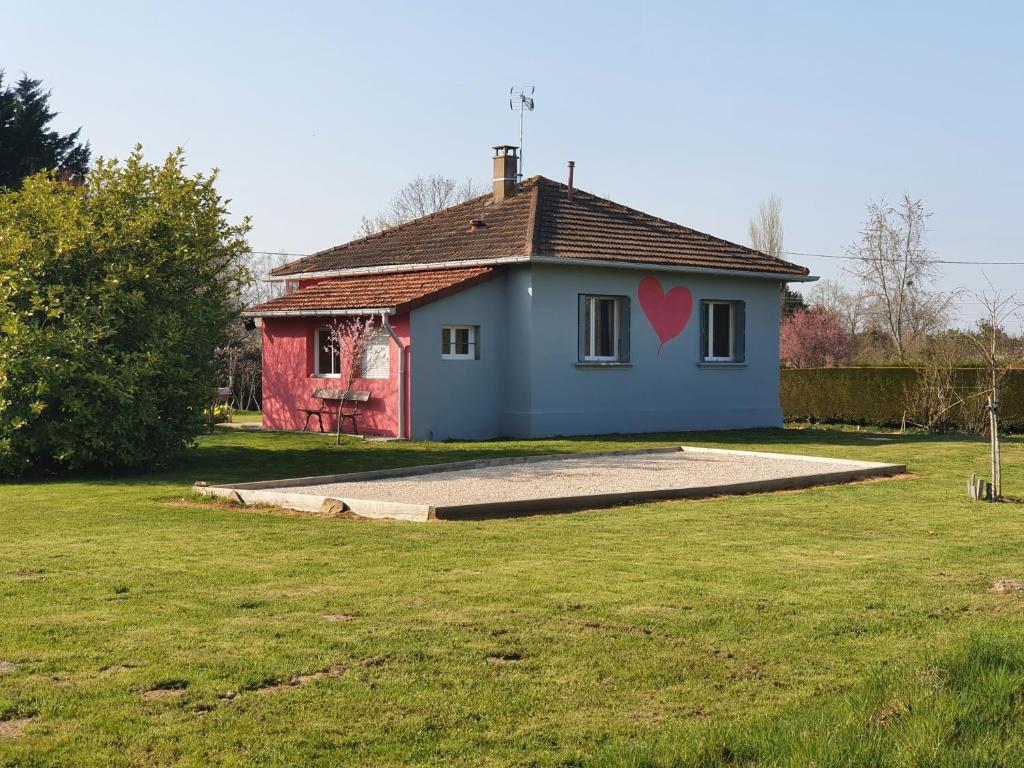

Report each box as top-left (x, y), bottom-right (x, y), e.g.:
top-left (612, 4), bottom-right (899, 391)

top-left (300, 388), bottom-right (371, 435)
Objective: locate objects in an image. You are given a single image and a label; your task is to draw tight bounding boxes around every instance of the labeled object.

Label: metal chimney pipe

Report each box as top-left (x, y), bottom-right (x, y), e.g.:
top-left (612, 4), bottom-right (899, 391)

top-left (567, 160), bottom-right (575, 202)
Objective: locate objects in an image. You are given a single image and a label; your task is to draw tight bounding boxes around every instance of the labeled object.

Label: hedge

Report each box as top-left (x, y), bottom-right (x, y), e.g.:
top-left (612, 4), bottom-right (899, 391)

top-left (781, 367), bottom-right (1024, 432)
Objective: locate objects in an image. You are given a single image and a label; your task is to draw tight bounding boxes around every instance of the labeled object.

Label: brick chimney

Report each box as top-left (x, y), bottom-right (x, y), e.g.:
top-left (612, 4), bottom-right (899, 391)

top-left (492, 145), bottom-right (518, 203)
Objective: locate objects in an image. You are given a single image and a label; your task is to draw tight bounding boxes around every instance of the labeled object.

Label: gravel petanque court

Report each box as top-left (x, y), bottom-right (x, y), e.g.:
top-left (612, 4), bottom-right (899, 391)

top-left (197, 447), bottom-right (906, 522)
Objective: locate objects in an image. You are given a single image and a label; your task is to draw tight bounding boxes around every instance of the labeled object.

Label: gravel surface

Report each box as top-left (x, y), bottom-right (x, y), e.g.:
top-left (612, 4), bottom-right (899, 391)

top-left (275, 450), bottom-right (875, 506)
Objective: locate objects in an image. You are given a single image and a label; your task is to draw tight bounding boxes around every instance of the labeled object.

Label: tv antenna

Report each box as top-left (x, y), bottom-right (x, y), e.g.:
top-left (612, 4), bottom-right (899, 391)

top-left (509, 85), bottom-right (535, 182)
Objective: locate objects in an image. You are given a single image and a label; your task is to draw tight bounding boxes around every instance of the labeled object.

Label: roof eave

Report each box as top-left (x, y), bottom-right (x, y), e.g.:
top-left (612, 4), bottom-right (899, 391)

top-left (530, 254), bottom-right (817, 281)
top-left (243, 306), bottom-right (397, 318)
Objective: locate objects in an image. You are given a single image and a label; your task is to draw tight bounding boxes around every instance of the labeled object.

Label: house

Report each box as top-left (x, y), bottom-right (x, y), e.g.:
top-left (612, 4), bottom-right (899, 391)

top-left (247, 146), bottom-right (814, 440)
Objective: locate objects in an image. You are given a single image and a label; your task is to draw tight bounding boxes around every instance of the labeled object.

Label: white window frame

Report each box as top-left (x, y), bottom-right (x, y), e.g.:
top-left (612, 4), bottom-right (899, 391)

top-left (442, 325), bottom-right (477, 360)
top-left (704, 301), bottom-right (736, 362)
top-left (583, 295), bottom-right (622, 362)
top-left (360, 328), bottom-right (391, 379)
top-left (313, 327), bottom-right (341, 378)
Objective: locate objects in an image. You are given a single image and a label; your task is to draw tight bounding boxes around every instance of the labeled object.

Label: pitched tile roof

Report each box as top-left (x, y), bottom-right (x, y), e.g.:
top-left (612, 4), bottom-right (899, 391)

top-left (271, 176), bottom-right (809, 278)
top-left (247, 266), bottom-right (496, 316)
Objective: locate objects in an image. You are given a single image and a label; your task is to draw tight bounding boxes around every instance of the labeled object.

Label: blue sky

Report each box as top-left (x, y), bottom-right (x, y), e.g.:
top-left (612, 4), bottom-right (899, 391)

top-left (5, 1), bottom-right (1023, 324)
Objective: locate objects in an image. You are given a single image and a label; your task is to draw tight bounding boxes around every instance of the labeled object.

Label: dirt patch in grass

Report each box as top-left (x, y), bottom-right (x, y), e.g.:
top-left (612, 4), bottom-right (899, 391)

top-left (142, 688), bottom-right (186, 702)
top-left (0, 717), bottom-right (34, 738)
top-left (11, 569), bottom-right (46, 580)
top-left (142, 680), bottom-right (188, 701)
top-left (991, 579), bottom-right (1024, 594)
top-left (241, 657), bottom-right (385, 697)
top-left (323, 613), bottom-right (356, 622)
top-left (0, 661), bottom-right (17, 675)
top-left (100, 664), bottom-right (135, 674)
top-left (290, 665), bottom-right (348, 686)
top-left (162, 496), bottom-right (367, 521)
top-left (486, 652), bottom-right (523, 665)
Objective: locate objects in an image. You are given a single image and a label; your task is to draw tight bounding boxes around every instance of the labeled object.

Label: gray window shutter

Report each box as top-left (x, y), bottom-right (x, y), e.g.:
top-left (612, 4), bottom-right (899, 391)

top-left (578, 294), bottom-right (587, 361)
top-left (474, 325), bottom-right (481, 360)
top-left (700, 300), bottom-right (709, 360)
top-left (734, 301), bottom-right (746, 362)
top-left (619, 296), bottom-right (631, 362)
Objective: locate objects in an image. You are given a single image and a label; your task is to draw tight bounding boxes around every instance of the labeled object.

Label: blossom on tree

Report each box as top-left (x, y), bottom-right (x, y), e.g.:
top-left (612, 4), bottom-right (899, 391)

top-left (324, 315), bottom-right (380, 391)
top-left (780, 306), bottom-right (855, 368)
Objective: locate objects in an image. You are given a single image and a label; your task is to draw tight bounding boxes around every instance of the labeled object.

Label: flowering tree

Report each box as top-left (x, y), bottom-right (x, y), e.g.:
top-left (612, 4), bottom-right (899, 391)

top-left (324, 316), bottom-right (380, 443)
top-left (780, 307), bottom-right (855, 368)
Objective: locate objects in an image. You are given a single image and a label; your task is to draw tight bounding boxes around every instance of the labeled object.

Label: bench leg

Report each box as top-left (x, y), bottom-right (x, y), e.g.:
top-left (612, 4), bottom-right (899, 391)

top-left (317, 412), bottom-right (325, 433)
top-left (338, 414), bottom-right (359, 435)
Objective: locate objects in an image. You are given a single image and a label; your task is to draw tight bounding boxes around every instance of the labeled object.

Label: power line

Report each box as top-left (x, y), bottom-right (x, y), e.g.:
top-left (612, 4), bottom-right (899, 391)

top-left (250, 247), bottom-right (1024, 267)
top-left (783, 250), bottom-right (1024, 266)
top-left (248, 250), bottom-right (309, 258)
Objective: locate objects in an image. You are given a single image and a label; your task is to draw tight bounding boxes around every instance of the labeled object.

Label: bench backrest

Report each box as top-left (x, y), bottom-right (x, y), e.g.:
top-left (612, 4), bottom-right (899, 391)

top-left (312, 388), bottom-right (371, 402)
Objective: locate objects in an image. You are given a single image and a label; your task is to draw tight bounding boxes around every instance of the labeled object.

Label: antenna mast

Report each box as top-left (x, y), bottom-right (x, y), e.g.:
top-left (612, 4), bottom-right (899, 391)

top-left (509, 86), bottom-right (535, 182)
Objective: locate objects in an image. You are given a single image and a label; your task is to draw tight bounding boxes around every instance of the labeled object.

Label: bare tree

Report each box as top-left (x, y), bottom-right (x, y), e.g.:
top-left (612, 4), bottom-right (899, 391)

top-left (749, 194), bottom-right (784, 259)
top-left (961, 285), bottom-right (1023, 500)
top-left (846, 196), bottom-right (952, 361)
top-left (904, 334), bottom-right (966, 434)
top-left (359, 174), bottom-right (485, 236)
top-left (750, 194), bottom-right (797, 317)
top-left (238, 251), bottom-right (293, 308)
top-left (807, 278), bottom-right (869, 336)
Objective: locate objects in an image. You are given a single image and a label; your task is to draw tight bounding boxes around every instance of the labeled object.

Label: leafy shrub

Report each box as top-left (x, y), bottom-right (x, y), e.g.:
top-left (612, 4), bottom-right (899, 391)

top-left (0, 148), bottom-right (250, 475)
top-left (781, 367), bottom-right (1024, 432)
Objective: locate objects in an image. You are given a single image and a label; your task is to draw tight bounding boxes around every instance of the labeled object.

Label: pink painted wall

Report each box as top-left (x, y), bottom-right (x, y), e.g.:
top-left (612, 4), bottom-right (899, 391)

top-left (261, 314), bottom-right (410, 437)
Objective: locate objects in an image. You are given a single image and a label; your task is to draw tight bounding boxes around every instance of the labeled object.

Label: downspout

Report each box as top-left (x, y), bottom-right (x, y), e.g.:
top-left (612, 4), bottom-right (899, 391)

top-left (380, 313), bottom-right (407, 439)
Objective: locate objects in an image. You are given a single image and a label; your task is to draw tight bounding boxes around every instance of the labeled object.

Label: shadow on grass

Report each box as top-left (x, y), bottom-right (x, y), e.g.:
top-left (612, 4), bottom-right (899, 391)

top-left (11, 425), bottom-right (1001, 489)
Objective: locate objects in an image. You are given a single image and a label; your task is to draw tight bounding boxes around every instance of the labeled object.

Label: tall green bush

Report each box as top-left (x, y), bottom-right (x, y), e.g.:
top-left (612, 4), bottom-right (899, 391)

top-left (781, 367), bottom-right (1024, 431)
top-left (0, 148), bottom-right (250, 475)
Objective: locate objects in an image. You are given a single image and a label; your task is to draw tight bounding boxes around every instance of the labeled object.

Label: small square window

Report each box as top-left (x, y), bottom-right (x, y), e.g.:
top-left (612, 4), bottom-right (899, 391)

top-left (442, 325), bottom-right (478, 360)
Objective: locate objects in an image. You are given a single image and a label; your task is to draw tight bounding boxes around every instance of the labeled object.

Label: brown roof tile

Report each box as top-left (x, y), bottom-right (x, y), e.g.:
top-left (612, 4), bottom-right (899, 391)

top-left (248, 267), bottom-right (496, 315)
top-left (271, 176), bottom-right (809, 278)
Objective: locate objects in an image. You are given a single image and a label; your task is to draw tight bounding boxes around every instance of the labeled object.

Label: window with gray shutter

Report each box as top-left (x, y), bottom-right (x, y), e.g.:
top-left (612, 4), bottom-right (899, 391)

top-left (700, 300), bottom-right (745, 363)
top-left (578, 294), bottom-right (630, 363)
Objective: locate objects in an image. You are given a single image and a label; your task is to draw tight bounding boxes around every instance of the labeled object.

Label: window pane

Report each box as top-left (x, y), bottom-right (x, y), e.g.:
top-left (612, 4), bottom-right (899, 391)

top-left (317, 330), bottom-right (337, 374)
top-left (442, 327), bottom-right (452, 354)
top-left (594, 298), bottom-right (616, 357)
top-left (454, 327), bottom-right (470, 355)
top-left (712, 303), bottom-right (732, 358)
top-left (584, 300), bottom-right (593, 357)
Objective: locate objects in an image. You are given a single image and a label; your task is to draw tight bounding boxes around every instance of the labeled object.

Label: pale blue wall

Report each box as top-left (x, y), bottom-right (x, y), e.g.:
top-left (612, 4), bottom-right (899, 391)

top-left (525, 263), bottom-right (783, 437)
top-left (408, 273), bottom-right (508, 441)
top-left (408, 263), bottom-right (784, 440)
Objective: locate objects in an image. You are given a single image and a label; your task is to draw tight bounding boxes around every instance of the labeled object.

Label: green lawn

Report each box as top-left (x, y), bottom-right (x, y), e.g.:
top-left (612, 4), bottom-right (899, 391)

top-left (2, 427), bottom-right (1023, 766)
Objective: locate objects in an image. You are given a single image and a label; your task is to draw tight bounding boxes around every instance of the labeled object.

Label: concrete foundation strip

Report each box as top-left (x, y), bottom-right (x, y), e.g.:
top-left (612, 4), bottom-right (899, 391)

top-left (194, 446), bottom-right (905, 523)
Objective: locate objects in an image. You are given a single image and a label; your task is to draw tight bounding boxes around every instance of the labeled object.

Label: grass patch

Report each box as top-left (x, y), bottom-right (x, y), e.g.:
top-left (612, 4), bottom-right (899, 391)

top-left (0, 427), bottom-right (1022, 765)
top-left (593, 634), bottom-right (1024, 767)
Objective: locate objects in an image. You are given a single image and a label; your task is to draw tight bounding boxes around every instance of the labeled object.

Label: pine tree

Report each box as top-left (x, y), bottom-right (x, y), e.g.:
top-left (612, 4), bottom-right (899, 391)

top-left (0, 71), bottom-right (90, 189)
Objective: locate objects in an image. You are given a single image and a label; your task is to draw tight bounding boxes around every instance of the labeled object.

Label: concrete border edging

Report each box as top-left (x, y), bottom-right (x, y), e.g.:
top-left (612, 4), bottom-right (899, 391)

top-left (194, 446), bottom-right (905, 522)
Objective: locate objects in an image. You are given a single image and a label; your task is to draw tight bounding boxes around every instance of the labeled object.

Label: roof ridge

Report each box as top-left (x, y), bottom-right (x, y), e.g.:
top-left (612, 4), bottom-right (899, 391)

top-left (523, 181), bottom-right (541, 256)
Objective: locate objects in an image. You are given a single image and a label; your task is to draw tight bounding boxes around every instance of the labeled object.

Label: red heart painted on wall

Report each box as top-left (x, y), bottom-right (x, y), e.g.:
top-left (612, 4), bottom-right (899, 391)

top-left (638, 276), bottom-right (693, 352)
